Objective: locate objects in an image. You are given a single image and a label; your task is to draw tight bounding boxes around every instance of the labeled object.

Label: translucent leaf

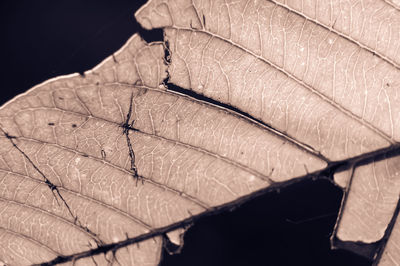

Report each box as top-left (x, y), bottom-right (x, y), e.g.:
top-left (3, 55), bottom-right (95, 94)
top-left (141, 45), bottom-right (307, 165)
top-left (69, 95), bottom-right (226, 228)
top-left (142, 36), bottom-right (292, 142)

top-left (1, 0), bottom-right (400, 265)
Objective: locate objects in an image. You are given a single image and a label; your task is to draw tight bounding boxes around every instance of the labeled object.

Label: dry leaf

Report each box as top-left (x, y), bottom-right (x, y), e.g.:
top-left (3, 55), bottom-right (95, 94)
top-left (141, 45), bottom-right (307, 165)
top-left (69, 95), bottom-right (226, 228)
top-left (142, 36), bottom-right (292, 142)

top-left (1, 0), bottom-right (400, 265)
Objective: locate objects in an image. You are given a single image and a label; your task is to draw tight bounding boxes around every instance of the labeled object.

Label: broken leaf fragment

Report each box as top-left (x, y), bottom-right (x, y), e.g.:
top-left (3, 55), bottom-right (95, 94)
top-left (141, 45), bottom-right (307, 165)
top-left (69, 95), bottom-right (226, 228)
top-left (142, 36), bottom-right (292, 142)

top-left (0, 26), bottom-right (323, 266)
top-left (335, 154), bottom-right (400, 244)
top-left (136, 0), bottom-right (400, 263)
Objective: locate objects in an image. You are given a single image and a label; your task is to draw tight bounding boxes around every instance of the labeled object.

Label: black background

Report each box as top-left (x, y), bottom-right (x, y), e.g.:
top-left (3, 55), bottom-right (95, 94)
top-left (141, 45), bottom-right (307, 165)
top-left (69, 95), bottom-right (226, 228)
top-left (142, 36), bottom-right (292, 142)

top-left (0, 1), bottom-right (372, 265)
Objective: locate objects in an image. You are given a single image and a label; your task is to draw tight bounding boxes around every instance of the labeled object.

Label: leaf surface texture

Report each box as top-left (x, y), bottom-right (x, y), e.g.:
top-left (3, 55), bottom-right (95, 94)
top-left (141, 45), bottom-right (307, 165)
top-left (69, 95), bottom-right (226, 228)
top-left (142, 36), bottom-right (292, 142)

top-left (1, 0), bottom-right (400, 264)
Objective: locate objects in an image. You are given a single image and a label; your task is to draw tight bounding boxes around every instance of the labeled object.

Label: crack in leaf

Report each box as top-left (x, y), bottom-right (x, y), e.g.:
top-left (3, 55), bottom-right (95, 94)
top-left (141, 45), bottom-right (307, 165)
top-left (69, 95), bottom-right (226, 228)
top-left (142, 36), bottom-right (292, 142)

top-left (166, 26), bottom-right (394, 145)
top-left (2, 1), bottom-right (400, 264)
top-left (36, 144), bottom-right (400, 265)
top-left (120, 92), bottom-right (142, 185)
top-left (5, 132), bottom-right (209, 209)
top-left (0, 127), bottom-right (104, 249)
top-left (1, 128), bottom-right (68, 210)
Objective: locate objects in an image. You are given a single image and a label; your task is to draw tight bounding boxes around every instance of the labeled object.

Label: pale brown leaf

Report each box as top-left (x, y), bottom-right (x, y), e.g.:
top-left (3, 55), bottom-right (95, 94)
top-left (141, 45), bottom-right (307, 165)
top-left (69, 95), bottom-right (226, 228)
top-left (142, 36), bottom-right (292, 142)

top-left (1, 0), bottom-right (400, 265)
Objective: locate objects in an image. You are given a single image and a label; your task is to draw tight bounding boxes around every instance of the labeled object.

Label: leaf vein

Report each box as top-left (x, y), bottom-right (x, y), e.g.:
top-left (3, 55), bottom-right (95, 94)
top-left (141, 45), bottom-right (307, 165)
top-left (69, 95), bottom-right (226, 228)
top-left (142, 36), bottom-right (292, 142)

top-left (270, 0), bottom-right (400, 70)
top-left (169, 27), bottom-right (394, 143)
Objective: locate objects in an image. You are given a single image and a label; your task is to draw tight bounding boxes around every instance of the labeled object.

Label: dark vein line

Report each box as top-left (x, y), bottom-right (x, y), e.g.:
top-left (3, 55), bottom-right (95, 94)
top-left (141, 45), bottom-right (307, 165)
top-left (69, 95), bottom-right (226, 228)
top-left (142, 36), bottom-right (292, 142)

top-left (37, 144), bottom-right (400, 265)
top-left (0, 168), bottom-right (153, 230)
top-left (74, 80), bottom-right (326, 163)
top-left (165, 82), bottom-right (329, 164)
top-left (13, 101), bottom-right (278, 184)
top-left (167, 27), bottom-right (395, 144)
top-left (121, 92), bottom-right (141, 185)
top-left (3, 134), bottom-right (209, 209)
top-left (270, 0), bottom-right (400, 70)
top-left (34, 174), bottom-right (333, 266)
top-left (90, 255), bottom-right (98, 266)
top-left (0, 128), bottom-right (104, 248)
top-left (70, 80), bottom-right (327, 165)
top-left (1, 128), bottom-right (70, 212)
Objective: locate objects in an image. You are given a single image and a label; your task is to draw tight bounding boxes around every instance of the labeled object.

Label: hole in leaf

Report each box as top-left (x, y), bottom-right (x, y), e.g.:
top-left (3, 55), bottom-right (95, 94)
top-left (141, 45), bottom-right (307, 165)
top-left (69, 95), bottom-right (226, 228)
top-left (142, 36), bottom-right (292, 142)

top-left (160, 179), bottom-right (372, 266)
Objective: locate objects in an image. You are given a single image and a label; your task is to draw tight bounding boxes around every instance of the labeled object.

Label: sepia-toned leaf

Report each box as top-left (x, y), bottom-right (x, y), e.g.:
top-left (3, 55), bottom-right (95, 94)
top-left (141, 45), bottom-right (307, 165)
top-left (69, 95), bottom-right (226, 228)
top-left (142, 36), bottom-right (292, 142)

top-left (1, 0), bottom-right (400, 265)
